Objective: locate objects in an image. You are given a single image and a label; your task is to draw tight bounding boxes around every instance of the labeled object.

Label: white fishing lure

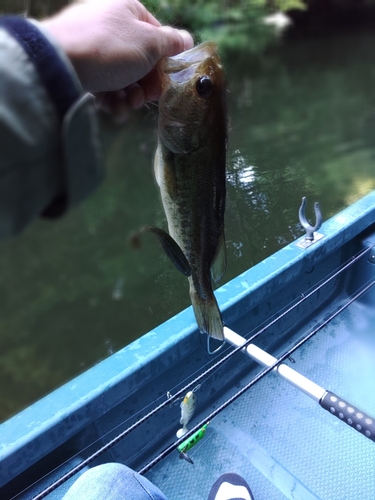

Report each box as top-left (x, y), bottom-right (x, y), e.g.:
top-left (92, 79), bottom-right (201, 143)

top-left (176, 391), bottom-right (197, 438)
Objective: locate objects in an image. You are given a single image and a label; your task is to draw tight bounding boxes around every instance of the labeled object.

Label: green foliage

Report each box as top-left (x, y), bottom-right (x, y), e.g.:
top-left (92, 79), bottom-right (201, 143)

top-left (145, 0), bottom-right (306, 27)
top-left (143, 0), bottom-right (306, 54)
top-left (271, 0), bottom-right (306, 10)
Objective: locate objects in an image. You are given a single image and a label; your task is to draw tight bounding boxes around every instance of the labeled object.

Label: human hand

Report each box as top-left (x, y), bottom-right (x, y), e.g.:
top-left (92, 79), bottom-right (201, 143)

top-left (42, 0), bottom-right (193, 120)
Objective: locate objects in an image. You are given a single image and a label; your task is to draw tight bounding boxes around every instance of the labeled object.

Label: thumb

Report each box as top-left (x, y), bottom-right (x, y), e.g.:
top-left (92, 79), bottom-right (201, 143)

top-left (156, 26), bottom-right (194, 59)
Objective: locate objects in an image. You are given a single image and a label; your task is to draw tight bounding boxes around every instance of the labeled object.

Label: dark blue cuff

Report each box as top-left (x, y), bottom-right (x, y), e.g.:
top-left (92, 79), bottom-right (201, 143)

top-left (0, 16), bottom-right (80, 121)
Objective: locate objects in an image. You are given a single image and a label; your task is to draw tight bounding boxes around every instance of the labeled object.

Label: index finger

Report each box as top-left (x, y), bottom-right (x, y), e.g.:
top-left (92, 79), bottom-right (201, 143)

top-left (132, 0), bottom-right (162, 27)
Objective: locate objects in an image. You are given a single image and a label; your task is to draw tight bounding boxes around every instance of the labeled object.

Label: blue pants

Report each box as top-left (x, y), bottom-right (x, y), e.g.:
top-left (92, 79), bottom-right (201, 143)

top-left (62, 463), bottom-right (167, 500)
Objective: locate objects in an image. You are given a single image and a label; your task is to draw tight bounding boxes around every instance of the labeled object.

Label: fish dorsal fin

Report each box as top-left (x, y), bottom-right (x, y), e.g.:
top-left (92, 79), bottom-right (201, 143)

top-left (210, 228), bottom-right (227, 284)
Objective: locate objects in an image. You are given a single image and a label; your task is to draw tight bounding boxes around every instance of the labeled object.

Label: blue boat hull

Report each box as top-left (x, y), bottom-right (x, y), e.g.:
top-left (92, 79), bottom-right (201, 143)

top-left (1, 192), bottom-right (375, 499)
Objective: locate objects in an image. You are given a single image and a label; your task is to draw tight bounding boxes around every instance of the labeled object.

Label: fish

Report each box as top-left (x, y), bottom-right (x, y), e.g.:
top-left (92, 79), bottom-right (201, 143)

top-left (153, 42), bottom-right (228, 341)
top-left (176, 390), bottom-right (197, 438)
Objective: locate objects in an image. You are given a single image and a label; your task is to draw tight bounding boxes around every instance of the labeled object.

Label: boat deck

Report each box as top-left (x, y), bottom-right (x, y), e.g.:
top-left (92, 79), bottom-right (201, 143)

top-left (145, 282), bottom-right (375, 499)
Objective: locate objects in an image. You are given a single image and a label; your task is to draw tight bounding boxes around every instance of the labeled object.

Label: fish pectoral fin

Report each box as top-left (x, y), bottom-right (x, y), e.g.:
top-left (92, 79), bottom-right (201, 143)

top-left (163, 150), bottom-right (177, 201)
top-left (210, 228), bottom-right (227, 284)
top-left (156, 142), bottom-right (178, 201)
top-left (144, 227), bottom-right (191, 277)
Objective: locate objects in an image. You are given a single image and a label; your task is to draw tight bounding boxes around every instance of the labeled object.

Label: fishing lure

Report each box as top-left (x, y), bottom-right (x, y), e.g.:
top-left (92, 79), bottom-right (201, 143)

top-left (176, 390), bottom-right (197, 438)
top-left (177, 423), bottom-right (210, 464)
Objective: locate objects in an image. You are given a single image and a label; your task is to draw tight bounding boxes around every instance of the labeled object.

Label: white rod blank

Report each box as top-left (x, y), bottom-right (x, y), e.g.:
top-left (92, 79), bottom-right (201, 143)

top-left (223, 327), bottom-right (326, 402)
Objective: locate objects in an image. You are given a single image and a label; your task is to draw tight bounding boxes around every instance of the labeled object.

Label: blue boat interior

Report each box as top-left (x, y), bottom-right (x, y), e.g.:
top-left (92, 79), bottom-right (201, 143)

top-left (1, 192), bottom-right (375, 500)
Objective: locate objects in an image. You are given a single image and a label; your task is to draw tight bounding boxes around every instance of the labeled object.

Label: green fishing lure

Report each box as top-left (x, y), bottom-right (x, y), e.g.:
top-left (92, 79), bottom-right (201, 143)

top-left (177, 423), bottom-right (209, 464)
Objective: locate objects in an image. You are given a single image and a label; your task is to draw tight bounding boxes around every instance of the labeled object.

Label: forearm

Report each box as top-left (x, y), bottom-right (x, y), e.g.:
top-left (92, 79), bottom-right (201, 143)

top-left (0, 17), bottom-right (103, 238)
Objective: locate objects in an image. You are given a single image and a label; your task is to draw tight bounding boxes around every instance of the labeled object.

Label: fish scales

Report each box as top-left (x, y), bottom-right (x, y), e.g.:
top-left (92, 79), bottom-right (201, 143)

top-left (155, 42), bottom-right (227, 340)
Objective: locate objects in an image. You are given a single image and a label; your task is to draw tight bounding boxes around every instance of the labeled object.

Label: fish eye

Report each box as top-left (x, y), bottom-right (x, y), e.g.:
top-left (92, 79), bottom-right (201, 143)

top-left (195, 76), bottom-right (214, 98)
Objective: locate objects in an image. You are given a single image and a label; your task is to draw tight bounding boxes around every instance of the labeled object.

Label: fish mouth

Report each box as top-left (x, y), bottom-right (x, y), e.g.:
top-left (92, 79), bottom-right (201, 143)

top-left (160, 41), bottom-right (222, 84)
top-left (166, 41), bottom-right (218, 65)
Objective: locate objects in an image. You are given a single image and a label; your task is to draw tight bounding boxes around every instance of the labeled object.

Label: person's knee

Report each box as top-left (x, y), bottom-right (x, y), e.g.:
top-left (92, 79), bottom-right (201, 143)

top-left (62, 463), bottom-right (168, 500)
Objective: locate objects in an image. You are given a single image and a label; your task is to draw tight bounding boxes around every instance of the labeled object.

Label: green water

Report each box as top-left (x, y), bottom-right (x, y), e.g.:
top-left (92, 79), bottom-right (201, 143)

top-left (1, 30), bottom-right (375, 422)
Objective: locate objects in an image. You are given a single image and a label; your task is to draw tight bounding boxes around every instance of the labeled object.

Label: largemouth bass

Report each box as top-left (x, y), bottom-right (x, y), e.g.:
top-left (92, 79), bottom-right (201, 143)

top-left (153, 42), bottom-right (227, 341)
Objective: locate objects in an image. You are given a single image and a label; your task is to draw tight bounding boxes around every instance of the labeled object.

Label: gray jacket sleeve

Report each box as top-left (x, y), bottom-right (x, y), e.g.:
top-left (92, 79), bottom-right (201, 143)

top-left (0, 16), bottom-right (104, 238)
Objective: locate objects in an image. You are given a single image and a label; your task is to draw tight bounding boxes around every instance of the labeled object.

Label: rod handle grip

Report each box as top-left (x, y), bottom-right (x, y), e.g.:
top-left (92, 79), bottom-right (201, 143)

top-left (320, 391), bottom-right (375, 442)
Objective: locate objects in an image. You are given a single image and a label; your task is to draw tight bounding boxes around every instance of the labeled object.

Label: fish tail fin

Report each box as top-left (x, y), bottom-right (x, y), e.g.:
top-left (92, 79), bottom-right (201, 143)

top-left (189, 286), bottom-right (224, 341)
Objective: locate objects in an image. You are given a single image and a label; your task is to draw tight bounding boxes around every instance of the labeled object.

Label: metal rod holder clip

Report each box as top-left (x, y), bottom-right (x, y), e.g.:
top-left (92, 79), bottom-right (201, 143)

top-left (299, 197), bottom-right (322, 240)
top-left (296, 197), bottom-right (324, 249)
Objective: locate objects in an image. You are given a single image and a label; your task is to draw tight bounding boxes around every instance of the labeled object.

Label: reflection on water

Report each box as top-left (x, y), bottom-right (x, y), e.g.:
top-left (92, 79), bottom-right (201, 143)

top-left (1, 30), bottom-right (375, 421)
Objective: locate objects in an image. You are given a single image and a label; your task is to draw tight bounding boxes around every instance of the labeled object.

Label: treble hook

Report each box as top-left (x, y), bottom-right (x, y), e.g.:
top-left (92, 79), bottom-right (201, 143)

top-left (298, 197), bottom-right (323, 241)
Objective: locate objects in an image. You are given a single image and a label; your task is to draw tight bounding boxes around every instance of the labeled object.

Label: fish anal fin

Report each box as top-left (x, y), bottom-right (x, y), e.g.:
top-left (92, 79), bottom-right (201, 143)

top-left (210, 228), bottom-right (227, 284)
top-left (190, 285), bottom-right (224, 340)
top-left (144, 226), bottom-right (191, 277)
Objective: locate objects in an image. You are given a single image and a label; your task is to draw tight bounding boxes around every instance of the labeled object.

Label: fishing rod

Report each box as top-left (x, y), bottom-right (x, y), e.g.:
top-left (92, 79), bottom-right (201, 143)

top-left (224, 320), bottom-right (375, 443)
top-left (138, 277), bottom-right (375, 475)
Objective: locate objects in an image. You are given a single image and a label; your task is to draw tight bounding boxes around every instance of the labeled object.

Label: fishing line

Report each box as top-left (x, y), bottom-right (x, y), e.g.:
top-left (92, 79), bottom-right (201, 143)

top-left (23, 321), bottom-right (231, 497)
top-left (15, 392), bottom-right (168, 500)
top-left (138, 356), bottom-right (292, 474)
top-left (30, 336), bottom-right (257, 499)
top-left (139, 276), bottom-right (375, 475)
top-left (279, 278), bottom-right (375, 358)
top-left (29, 245), bottom-right (371, 499)
top-left (166, 343), bottom-right (233, 400)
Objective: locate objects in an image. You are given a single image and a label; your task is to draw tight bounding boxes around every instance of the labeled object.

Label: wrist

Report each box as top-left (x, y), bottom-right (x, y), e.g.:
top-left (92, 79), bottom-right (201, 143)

top-left (0, 16), bottom-right (81, 119)
top-left (41, 16), bottom-right (91, 85)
